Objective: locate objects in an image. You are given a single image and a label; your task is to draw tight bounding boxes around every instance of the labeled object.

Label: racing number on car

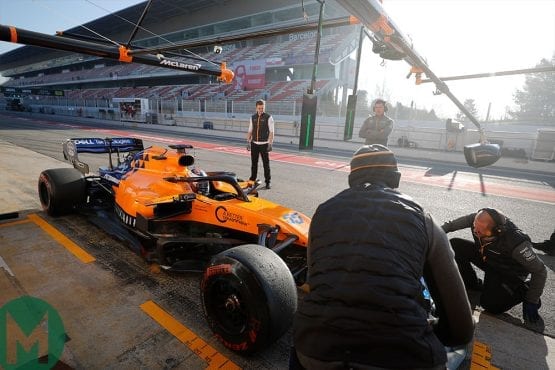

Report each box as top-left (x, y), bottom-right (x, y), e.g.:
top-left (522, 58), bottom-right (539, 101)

top-left (282, 212), bottom-right (303, 224)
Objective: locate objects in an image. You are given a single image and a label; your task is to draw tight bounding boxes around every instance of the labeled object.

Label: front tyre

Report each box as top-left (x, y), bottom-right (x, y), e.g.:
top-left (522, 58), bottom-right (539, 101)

top-left (201, 244), bottom-right (297, 353)
top-left (38, 168), bottom-right (86, 216)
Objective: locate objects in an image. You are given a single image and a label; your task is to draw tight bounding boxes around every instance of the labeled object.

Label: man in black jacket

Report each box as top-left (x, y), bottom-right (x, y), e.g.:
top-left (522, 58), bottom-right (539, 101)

top-left (293, 145), bottom-right (474, 369)
top-left (246, 99), bottom-right (274, 189)
top-left (358, 99), bottom-right (393, 146)
top-left (442, 209), bottom-right (547, 323)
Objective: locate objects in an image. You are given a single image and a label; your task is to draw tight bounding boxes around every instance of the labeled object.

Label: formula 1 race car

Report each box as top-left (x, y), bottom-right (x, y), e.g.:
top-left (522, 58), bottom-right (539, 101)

top-left (38, 137), bottom-right (310, 353)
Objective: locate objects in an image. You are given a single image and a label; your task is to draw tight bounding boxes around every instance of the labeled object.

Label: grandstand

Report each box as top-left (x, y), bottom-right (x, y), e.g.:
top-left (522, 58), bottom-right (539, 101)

top-left (0, 0), bottom-right (363, 121)
top-left (3, 0), bottom-right (552, 160)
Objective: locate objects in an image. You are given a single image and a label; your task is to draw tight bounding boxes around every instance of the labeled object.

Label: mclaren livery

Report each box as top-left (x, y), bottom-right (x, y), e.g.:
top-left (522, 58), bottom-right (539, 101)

top-left (38, 137), bottom-right (310, 353)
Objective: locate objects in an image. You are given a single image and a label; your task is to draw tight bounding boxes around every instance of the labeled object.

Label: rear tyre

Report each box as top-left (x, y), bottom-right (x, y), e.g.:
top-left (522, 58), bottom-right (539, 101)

top-left (38, 168), bottom-right (86, 216)
top-left (201, 244), bottom-right (297, 353)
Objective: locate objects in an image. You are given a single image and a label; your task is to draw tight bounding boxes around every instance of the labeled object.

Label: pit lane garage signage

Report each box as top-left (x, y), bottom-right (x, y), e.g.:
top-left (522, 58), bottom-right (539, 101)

top-left (0, 296), bottom-right (66, 369)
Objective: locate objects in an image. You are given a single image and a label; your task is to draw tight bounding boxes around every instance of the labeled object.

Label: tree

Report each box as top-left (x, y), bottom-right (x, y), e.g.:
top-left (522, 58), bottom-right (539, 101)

top-left (455, 99), bottom-right (479, 122)
top-left (357, 90), bottom-right (370, 109)
top-left (509, 57), bottom-right (555, 123)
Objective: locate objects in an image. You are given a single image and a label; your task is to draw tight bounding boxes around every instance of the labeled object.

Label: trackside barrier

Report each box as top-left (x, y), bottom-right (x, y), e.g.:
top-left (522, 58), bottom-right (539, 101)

top-left (8, 104), bottom-right (549, 159)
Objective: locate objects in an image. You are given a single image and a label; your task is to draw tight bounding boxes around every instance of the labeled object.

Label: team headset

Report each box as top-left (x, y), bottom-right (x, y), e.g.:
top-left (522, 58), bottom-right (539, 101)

top-left (373, 99), bottom-right (388, 112)
top-left (480, 208), bottom-right (507, 236)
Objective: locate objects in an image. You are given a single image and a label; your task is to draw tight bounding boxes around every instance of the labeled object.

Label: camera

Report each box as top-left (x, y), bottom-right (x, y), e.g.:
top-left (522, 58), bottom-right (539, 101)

top-left (213, 45), bottom-right (223, 54)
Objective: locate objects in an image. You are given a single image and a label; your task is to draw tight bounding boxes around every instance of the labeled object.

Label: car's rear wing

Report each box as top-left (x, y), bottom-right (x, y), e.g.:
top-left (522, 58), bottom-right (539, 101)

top-left (63, 137), bottom-right (144, 174)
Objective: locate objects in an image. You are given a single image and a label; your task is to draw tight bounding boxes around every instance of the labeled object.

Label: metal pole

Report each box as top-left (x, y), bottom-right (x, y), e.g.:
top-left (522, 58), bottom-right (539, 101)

top-left (342, 25), bottom-right (365, 141)
top-left (419, 65), bottom-right (555, 83)
top-left (0, 24), bottom-right (230, 80)
top-left (352, 25), bottom-right (365, 94)
top-left (125, 0), bottom-right (153, 47)
top-left (299, 0), bottom-right (326, 150)
top-left (309, 0), bottom-right (325, 94)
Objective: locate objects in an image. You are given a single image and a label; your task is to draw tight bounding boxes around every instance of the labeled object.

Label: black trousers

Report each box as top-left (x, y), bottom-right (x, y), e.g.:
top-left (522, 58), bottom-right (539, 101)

top-left (250, 143), bottom-right (271, 184)
top-left (450, 238), bottom-right (527, 314)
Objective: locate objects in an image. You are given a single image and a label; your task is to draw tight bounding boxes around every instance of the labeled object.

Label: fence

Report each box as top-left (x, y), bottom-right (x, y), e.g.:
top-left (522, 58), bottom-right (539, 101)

top-left (2, 95), bottom-right (552, 160)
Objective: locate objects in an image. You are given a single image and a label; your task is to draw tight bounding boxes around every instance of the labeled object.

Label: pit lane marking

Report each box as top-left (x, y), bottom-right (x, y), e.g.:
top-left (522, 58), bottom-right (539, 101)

top-left (0, 256), bottom-right (14, 277)
top-left (471, 341), bottom-right (499, 369)
top-left (0, 218), bottom-right (32, 228)
top-left (140, 300), bottom-right (240, 370)
top-left (27, 213), bottom-right (96, 264)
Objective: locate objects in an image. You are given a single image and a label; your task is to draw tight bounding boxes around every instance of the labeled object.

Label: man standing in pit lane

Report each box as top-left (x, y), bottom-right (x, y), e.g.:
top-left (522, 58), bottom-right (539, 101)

top-left (246, 99), bottom-right (274, 190)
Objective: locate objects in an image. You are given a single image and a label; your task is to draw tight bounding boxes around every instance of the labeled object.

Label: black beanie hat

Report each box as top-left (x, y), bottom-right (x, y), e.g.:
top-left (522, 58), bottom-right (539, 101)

top-left (348, 144), bottom-right (401, 188)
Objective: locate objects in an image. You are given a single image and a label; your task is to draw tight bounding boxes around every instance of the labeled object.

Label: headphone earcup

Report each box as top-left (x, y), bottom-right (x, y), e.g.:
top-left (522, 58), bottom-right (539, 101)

top-left (372, 100), bottom-right (388, 112)
top-left (481, 208), bottom-right (506, 235)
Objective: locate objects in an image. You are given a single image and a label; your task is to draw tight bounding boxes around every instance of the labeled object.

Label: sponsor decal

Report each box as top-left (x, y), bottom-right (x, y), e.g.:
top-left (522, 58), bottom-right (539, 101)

top-left (111, 138), bottom-right (134, 145)
top-left (73, 138), bottom-right (135, 146)
top-left (159, 59), bottom-right (201, 71)
top-left (73, 138), bottom-right (105, 145)
top-left (115, 204), bottom-right (136, 227)
top-left (215, 206), bottom-right (247, 226)
top-left (0, 296), bottom-right (66, 369)
top-left (520, 247), bottom-right (536, 262)
top-left (204, 264), bottom-right (233, 278)
top-left (231, 59), bottom-right (266, 90)
top-left (282, 212), bottom-right (304, 225)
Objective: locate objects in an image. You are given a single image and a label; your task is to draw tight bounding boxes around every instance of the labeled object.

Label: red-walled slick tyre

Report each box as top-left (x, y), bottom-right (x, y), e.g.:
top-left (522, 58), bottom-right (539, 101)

top-left (201, 244), bottom-right (297, 353)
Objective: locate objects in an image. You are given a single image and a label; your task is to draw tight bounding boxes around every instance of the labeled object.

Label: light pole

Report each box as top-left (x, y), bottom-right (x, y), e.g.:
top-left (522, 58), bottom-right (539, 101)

top-left (298, 0), bottom-right (325, 150)
top-left (343, 25), bottom-right (365, 140)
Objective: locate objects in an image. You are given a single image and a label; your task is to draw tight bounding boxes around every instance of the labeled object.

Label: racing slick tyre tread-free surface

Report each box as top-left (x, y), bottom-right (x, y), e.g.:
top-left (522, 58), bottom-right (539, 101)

top-left (201, 244), bottom-right (297, 353)
top-left (38, 168), bottom-right (86, 216)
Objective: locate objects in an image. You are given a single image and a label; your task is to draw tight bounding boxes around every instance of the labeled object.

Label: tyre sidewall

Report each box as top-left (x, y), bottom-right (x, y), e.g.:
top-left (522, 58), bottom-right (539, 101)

top-left (201, 244), bottom-right (297, 353)
top-left (202, 256), bottom-right (269, 353)
top-left (38, 168), bottom-right (85, 216)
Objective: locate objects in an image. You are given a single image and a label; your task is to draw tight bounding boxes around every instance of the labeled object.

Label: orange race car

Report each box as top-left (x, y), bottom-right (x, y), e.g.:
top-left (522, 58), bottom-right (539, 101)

top-left (38, 137), bottom-right (311, 353)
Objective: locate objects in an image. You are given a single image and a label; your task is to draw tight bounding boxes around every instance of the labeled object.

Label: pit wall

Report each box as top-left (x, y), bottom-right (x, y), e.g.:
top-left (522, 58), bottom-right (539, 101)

top-left (10, 103), bottom-right (555, 161)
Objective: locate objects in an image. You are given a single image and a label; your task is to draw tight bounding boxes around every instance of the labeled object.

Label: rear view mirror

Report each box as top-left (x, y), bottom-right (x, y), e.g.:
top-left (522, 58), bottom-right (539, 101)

top-left (464, 143), bottom-right (501, 168)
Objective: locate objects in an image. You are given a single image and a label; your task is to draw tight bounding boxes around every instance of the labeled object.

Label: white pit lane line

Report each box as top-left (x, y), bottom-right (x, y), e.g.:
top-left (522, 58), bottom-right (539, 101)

top-left (0, 256), bottom-right (15, 276)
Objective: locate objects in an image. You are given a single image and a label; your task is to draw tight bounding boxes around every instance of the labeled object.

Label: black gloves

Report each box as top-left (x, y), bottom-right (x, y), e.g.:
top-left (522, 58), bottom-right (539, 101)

top-left (522, 299), bottom-right (541, 323)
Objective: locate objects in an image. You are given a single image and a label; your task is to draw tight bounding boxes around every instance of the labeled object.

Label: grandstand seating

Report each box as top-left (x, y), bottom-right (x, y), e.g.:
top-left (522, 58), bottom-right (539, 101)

top-left (3, 28), bottom-right (353, 107)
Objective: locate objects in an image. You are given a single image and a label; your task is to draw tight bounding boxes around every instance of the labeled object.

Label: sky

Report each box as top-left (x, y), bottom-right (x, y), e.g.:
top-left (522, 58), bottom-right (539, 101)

top-left (361, 0), bottom-right (555, 119)
top-left (0, 0), bottom-right (554, 120)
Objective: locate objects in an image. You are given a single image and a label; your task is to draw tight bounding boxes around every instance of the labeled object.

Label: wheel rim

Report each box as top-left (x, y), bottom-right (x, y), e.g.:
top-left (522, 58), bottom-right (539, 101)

top-left (38, 181), bottom-right (51, 208)
top-left (207, 278), bottom-right (248, 335)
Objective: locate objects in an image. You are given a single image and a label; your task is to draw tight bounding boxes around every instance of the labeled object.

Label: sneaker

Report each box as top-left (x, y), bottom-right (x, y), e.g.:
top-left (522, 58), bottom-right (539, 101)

top-left (265, 183), bottom-right (271, 189)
